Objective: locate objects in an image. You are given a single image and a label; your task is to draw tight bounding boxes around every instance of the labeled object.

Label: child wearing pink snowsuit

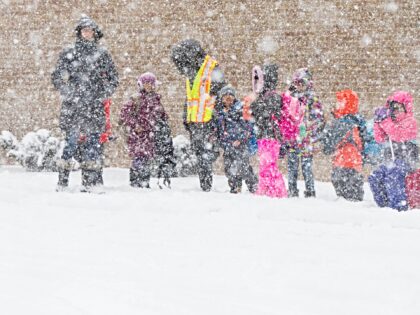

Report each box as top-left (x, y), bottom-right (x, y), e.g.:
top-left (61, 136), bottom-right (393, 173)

top-left (250, 64), bottom-right (287, 198)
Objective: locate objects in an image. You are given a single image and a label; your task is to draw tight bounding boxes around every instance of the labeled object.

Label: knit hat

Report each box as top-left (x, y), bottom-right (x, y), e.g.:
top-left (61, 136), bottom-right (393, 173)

top-left (219, 85), bottom-right (237, 99)
top-left (137, 72), bottom-right (158, 89)
top-left (291, 68), bottom-right (313, 90)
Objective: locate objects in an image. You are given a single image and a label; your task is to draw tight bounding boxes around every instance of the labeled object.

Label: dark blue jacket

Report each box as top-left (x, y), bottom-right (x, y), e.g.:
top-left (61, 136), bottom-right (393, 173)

top-left (217, 100), bottom-right (252, 154)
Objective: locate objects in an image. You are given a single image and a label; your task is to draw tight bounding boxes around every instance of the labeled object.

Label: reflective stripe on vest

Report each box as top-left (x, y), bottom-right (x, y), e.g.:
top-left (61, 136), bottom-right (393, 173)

top-left (186, 55), bottom-right (218, 123)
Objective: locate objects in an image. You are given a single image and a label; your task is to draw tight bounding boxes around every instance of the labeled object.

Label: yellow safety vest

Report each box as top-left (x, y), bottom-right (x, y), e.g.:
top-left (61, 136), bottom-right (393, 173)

top-left (186, 55), bottom-right (218, 123)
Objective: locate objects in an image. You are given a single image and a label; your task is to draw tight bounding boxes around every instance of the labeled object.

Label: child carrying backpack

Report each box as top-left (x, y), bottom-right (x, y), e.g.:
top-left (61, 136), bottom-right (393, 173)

top-left (321, 89), bottom-right (367, 201)
top-left (217, 86), bottom-right (258, 193)
top-left (280, 68), bottom-right (325, 198)
top-left (368, 91), bottom-right (418, 211)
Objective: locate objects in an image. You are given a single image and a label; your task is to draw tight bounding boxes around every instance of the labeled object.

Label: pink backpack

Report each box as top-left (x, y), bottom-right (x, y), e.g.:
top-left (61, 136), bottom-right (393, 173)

top-left (278, 91), bottom-right (305, 142)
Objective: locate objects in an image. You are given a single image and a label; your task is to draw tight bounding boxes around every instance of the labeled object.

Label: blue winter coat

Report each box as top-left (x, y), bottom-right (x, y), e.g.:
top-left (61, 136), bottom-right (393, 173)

top-left (216, 100), bottom-right (252, 154)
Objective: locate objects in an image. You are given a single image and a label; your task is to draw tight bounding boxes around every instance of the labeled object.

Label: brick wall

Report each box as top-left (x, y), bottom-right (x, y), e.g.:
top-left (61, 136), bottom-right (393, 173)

top-left (0, 0), bottom-right (418, 179)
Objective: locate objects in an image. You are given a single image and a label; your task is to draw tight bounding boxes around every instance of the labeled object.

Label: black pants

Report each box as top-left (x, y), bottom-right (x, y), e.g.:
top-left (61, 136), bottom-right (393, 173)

top-left (130, 157), bottom-right (151, 188)
top-left (223, 148), bottom-right (258, 193)
top-left (287, 151), bottom-right (315, 195)
top-left (332, 167), bottom-right (364, 201)
top-left (189, 124), bottom-right (219, 191)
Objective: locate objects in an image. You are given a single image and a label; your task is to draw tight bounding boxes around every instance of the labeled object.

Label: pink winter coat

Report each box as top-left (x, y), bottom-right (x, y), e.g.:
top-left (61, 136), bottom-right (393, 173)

top-left (278, 91), bottom-right (305, 142)
top-left (374, 91), bottom-right (417, 143)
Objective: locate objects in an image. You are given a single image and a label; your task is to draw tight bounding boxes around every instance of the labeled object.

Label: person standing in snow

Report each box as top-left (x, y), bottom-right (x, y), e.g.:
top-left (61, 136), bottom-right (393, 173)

top-left (250, 64), bottom-right (287, 198)
top-left (120, 72), bottom-right (173, 188)
top-left (321, 89), bottom-right (367, 202)
top-left (283, 68), bottom-right (325, 198)
top-left (52, 15), bottom-right (119, 191)
top-left (216, 86), bottom-right (258, 194)
top-left (171, 39), bottom-right (226, 192)
top-left (368, 91), bottom-right (418, 211)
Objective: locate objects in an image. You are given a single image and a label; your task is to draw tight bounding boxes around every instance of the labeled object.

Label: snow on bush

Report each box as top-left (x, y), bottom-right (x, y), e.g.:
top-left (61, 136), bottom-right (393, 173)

top-left (0, 129), bottom-right (63, 171)
top-left (172, 135), bottom-right (197, 177)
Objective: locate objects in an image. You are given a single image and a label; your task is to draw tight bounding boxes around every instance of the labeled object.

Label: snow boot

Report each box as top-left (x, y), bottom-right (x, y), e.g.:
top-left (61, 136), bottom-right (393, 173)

top-left (304, 190), bottom-right (316, 198)
top-left (56, 159), bottom-right (72, 191)
top-left (288, 188), bottom-right (299, 198)
top-left (199, 173), bottom-right (212, 192)
top-left (129, 167), bottom-right (142, 188)
top-left (81, 168), bottom-right (103, 193)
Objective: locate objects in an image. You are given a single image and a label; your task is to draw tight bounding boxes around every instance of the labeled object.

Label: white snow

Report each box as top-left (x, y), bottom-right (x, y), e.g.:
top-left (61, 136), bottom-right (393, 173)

top-left (384, 1), bottom-right (399, 13)
top-left (257, 36), bottom-right (279, 55)
top-left (361, 34), bottom-right (373, 47)
top-left (0, 166), bottom-right (419, 314)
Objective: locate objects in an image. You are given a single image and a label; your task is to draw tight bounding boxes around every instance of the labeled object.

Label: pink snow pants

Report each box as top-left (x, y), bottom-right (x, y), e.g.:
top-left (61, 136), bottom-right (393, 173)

top-left (255, 138), bottom-right (287, 198)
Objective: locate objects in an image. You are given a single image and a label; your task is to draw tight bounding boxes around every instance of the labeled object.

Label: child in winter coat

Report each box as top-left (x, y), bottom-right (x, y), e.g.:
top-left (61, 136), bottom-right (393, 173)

top-left (217, 86), bottom-right (258, 193)
top-left (283, 68), bottom-right (325, 198)
top-left (321, 90), bottom-right (367, 201)
top-left (250, 64), bottom-right (287, 198)
top-left (120, 72), bottom-right (171, 188)
top-left (368, 91), bottom-right (418, 211)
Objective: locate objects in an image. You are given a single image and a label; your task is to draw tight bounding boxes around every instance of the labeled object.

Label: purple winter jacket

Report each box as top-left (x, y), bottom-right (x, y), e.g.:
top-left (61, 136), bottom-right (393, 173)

top-left (120, 90), bottom-right (168, 159)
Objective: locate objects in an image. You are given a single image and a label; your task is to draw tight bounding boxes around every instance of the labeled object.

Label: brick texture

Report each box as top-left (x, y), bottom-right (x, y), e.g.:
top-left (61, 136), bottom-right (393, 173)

top-left (0, 0), bottom-right (419, 179)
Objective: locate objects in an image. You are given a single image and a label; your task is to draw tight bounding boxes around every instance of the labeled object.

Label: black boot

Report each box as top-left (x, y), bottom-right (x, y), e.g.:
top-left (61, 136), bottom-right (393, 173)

top-left (81, 169), bottom-right (103, 192)
top-left (81, 169), bottom-right (93, 192)
top-left (304, 190), bottom-right (316, 198)
top-left (139, 173), bottom-right (151, 188)
top-left (288, 188), bottom-right (299, 198)
top-left (96, 168), bottom-right (104, 186)
top-left (57, 169), bottom-right (70, 191)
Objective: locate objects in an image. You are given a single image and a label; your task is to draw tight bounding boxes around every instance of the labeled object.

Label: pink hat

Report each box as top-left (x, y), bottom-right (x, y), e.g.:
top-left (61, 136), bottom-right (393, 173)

top-left (137, 72), bottom-right (158, 89)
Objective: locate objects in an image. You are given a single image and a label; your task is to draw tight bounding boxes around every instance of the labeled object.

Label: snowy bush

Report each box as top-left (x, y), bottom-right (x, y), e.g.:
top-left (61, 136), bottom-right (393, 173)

top-left (0, 129), bottom-right (63, 172)
top-left (172, 135), bottom-right (197, 177)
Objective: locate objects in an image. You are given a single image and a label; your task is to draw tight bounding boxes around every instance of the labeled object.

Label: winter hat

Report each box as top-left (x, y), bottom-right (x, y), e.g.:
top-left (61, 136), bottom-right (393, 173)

top-left (171, 39), bottom-right (206, 77)
top-left (219, 85), bottom-right (237, 99)
top-left (252, 65), bottom-right (264, 94)
top-left (291, 68), bottom-right (313, 91)
top-left (137, 72), bottom-right (157, 90)
top-left (75, 15), bottom-right (103, 40)
top-left (386, 91), bottom-right (413, 114)
top-left (334, 89), bottom-right (359, 118)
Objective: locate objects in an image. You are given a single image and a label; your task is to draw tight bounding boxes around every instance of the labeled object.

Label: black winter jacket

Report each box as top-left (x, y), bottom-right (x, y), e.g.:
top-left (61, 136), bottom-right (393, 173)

top-left (52, 19), bottom-right (118, 134)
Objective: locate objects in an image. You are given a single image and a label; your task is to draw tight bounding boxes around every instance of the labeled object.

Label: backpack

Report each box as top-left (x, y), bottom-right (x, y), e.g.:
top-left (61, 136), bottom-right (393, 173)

top-left (362, 119), bottom-right (383, 165)
top-left (277, 91), bottom-right (305, 142)
top-left (242, 95), bottom-right (258, 155)
top-left (322, 115), bottom-right (368, 158)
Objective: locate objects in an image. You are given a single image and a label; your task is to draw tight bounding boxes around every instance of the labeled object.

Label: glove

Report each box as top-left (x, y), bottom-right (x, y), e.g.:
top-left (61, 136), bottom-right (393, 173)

top-left (374, 107), bottom-right (389, 122)
top-left (279, 143), bottom-right (288, 158)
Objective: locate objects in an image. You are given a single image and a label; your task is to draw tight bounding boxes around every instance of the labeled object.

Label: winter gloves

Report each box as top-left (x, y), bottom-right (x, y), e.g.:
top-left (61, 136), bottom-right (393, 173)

top-left (374, 107), bottom-right (389, 122)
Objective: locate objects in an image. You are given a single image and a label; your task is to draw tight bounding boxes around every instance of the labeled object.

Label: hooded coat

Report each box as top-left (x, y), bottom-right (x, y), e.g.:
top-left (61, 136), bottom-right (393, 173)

top-left (120, 90), bottom-right (168, 159)
top-left (373, 91), bottom-right (418, 168)
top-left (216, 99), bottom-right (252, 154)
top-left (285, 68), bottom-right (325, 156)
top-left (322, 90), bottom-right (367, 172)
top-left (52, 16), bottom-right (119, 134)
top-left (250, 64), bottom-right (282, 140)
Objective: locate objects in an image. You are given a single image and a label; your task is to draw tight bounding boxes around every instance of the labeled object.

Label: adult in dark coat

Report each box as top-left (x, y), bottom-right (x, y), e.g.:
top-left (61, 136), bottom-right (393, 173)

top-left (52, 15), bottom-right (119, 190)
top-left (171, 39), bottom-right (226, 191)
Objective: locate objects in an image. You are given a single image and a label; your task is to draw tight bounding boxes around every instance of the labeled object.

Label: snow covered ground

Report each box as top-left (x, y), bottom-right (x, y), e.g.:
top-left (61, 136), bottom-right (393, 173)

top-left (1, 166), bottom-right (419, 315)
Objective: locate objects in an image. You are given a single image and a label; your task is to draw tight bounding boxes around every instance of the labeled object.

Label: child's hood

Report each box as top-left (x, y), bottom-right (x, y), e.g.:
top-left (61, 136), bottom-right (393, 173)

top-left (252, 66), bottom-right (264, 94)
top-left (385, 91), bottom-right (414, 115)
top-left (334, 89), bottom-right (359, 118)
